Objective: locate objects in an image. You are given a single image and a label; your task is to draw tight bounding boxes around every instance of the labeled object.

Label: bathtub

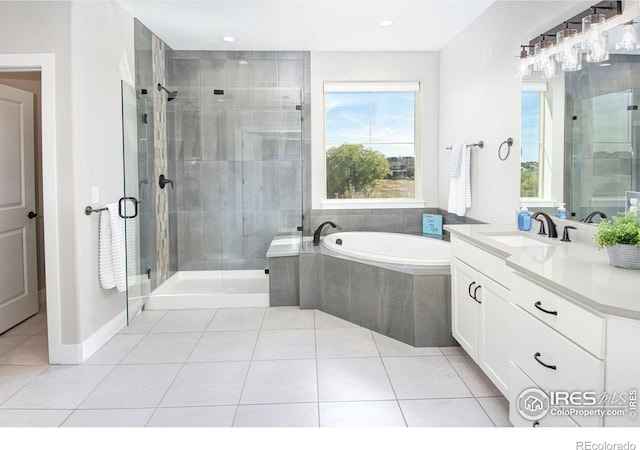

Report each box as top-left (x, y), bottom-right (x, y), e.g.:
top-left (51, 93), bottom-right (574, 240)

top-left (301, 231), bottom-right (455, 347)
top-left (321, 231), bottom-right (450, 268)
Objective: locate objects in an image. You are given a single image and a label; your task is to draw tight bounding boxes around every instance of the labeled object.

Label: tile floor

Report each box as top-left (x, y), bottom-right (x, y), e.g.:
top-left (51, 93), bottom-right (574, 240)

top-left (0, 307), bottom-right (511, 427)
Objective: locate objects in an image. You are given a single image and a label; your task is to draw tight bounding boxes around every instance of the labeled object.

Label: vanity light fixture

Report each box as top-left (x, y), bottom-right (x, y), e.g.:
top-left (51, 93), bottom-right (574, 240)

top-left (532, 38), bottom-right (557, 79)
top-left (222, 36), bottom-right (236, 42)
top-left (583, 12), bottom-right (609, 63)
top-left (615, 21), bottom-right (639, 50)
top-left (516, 46), bottom-right (533, 78)
top-left (378, 19), bottom-right (394, 27)
top-left (516, 1), bottom-right (622, 78)
top-left (556, 26), bottom-right (582, 72)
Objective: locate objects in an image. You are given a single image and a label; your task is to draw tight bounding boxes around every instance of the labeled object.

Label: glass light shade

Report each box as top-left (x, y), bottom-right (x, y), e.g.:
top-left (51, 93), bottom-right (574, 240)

top-left (516, 58), bottom-right (532, 78)
top-left (541, 58), bottom-right (557, 79)
top-left (556, 29), bottom-right (582, 71)
top-left (532, 40), bottom-right (557, 78)
top-left (556, 28), bottom-right (578, 61)
top-left (615, 23), bottom-right (638, 50)
top-left (583, 14), bottom-right (609, 63)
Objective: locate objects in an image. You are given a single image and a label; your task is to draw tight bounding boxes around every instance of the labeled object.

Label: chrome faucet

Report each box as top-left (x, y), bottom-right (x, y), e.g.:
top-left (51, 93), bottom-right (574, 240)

top-left (313, 221), bottom-right (337, 246)
top-left (531, 212), bottom-right (558, 238)
top-left (582, 211), bottom-right (607, 223)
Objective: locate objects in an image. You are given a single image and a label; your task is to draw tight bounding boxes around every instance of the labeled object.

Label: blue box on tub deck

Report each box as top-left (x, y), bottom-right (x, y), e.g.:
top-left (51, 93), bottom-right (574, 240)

top-left (423, 214), bottom-right (443, 236)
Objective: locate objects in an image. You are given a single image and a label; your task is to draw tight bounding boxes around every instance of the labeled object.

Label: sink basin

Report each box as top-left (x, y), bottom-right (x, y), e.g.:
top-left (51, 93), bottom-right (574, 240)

top-left (485, 233), bottom-right (552, 248)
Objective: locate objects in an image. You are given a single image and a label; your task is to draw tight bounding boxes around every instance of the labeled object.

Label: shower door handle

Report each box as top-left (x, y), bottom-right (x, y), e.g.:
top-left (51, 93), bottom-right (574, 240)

top-left (118, 197), bottom-right (139, 219)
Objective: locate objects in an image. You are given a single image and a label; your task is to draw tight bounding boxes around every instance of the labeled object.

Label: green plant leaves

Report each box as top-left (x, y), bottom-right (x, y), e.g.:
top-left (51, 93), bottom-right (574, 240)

top-left (593, 211), bottom-right (640, 249)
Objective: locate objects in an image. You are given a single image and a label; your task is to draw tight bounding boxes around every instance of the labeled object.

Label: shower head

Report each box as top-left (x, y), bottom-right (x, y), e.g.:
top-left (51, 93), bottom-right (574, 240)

top-left (157, 83), bottom-right (179, 101)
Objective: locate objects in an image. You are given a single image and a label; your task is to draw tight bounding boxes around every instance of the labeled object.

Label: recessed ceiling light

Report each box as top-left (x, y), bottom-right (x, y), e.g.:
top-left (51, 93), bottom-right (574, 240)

top-left (378, 19), bottom-right (394, 27)
top-left (222, 36), bottom-right (236, 42)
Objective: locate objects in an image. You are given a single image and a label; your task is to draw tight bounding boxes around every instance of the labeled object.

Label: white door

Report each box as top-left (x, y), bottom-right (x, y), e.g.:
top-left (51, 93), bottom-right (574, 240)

top-left (0, 83), bottom-right (37, 334)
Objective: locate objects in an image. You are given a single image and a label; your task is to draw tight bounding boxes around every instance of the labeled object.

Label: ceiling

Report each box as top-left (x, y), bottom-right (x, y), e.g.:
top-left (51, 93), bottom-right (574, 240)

top-left (116, 0), bottom-right (495, 51)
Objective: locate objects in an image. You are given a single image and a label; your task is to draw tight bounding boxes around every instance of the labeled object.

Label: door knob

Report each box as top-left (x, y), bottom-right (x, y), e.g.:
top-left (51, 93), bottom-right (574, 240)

top-left (27, 211), bottom-right (38, 219)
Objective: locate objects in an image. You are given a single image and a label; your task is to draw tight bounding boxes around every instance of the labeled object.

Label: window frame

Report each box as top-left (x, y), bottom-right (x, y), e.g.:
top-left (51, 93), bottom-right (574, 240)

top-left (521, 82), bottom-right (553, 205)
top-left (322, 81), bottom-right (422, 207)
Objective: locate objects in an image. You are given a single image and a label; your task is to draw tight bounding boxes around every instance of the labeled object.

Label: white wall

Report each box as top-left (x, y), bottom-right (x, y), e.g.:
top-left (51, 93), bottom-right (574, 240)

top-left (70, 1), bottom-right (135, 344)
top-left (0, 1), bottom-right (135, 359)
top-left (0, 1), bottom-right (79, 344)
top-left (310, 52), bottom-right (439, 209)
top-left (438, 1), bottom-right (593, 224)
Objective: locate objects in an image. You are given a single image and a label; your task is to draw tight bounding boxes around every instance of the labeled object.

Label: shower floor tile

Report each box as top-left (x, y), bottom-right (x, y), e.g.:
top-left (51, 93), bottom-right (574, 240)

top-left (0, 307), bottom-right (510, 428)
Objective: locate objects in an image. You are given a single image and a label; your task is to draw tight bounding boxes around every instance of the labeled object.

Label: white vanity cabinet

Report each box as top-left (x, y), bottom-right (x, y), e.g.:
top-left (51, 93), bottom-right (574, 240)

top-left (450, 236), bottom-right (511, 396)
top-left (447, 224), bottom-right (640, 428)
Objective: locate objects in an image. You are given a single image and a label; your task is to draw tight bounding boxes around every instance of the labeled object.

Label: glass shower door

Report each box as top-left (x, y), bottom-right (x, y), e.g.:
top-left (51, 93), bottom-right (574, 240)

top-left (219, 87), bottom-right (303, 272)
top-left (570, 89), bottom-right (635, 219)
top-left (121, 81), bottom-right (148, 323)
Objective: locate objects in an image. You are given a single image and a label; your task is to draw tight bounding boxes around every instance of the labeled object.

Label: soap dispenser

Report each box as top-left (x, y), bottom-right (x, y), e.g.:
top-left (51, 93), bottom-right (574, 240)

top-left (518, 204), bottom-right (531, 231)
top-left (556, 203), bottom-right (567, 219)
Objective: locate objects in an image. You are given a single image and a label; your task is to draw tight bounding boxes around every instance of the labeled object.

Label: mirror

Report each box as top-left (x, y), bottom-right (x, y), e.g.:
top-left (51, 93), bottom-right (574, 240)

top-left (520, 19), bottom-right (640, 224)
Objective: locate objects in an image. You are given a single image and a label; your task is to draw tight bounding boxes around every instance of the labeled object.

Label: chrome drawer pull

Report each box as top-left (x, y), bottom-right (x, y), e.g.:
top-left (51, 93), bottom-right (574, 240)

top-left (534, 301), bottom-right (558, 316)
top-left (534, 352), bottom-right (557, 370)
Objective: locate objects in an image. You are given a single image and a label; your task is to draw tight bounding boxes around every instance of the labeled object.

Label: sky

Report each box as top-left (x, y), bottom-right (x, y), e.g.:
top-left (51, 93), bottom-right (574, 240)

top-left (521, 91), bottom-right (541, 164)
top-left (325, 91), bottom-right (415, 158)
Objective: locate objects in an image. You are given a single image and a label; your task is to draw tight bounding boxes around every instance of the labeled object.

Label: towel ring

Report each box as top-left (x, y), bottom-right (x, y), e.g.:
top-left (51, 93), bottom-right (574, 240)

top-left (498, 138), bottom-right (513, 161)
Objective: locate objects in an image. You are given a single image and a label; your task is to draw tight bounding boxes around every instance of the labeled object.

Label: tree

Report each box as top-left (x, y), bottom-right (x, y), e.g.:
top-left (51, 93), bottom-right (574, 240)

top-left (326, 144), bottom-right (391, 198)
top-left (520, 168), bottom-right (539, 197)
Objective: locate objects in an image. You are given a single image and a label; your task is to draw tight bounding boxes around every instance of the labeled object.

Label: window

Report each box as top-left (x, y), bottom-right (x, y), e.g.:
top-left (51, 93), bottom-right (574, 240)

top-left (324, 82), bottom-right (418, 200)
top-left (521, 85), bottom-right (546, 198)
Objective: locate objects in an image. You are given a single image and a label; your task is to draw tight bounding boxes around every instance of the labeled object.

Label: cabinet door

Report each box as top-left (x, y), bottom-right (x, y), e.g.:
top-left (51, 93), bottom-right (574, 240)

top-left (451, 259), bottom-right (479, 361)
top-left (478, 274), bottom-right (510, 397)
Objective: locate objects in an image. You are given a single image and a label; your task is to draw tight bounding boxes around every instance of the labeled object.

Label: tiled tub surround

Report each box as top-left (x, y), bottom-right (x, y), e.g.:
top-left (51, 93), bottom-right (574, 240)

top-left (299, 238), bottom-right (456, 348)
top-left (304, 208), bottom-right (483, 239)
top-left (266, 233), bottom-right (303, 307)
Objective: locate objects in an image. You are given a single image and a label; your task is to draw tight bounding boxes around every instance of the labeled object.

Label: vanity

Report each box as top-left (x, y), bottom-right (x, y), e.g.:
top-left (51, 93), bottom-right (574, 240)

top-left (445, 222), bottom-right (640, 428)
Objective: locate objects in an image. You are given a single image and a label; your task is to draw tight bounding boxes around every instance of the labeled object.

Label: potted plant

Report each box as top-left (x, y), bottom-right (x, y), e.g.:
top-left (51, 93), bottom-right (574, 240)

top-left (594, 211), bottom-right (640, 269)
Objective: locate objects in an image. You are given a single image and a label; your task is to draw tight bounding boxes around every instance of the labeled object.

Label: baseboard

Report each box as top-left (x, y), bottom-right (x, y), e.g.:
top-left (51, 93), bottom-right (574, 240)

top-left (79, 308), bottom-right (127, 363)
top-left (48, 308), bottom-right (127, 365)
top-left (38, 289), bottom-right (46, 307)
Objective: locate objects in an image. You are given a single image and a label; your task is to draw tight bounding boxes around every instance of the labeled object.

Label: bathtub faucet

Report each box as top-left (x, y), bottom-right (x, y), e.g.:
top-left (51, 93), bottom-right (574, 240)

top-left (313, 221), bottom-right (338, 246)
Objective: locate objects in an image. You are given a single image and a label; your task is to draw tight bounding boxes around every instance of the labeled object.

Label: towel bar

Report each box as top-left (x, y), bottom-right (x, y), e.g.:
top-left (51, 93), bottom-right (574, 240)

top-left (85, 205), bottom-right (108, 216)
top-left (446, 141), bottom-right (484, 150)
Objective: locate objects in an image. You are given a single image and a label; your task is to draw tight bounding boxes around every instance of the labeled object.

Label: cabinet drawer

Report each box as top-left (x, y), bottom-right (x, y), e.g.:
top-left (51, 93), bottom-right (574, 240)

top-left (508, 362), bottom-right (579, 428)
top-left (511, 274), bottom-right (605, 359)
top-left (509, 304), bottom-right (604, 427)
top-left (451, 237), bottom-right (514, 289)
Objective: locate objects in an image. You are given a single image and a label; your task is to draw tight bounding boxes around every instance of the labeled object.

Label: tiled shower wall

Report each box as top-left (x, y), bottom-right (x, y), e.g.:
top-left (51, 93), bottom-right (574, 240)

top-left (134, 20), bottom-right (177, 291)
top-left (167, 51), bottom-right (308, 271)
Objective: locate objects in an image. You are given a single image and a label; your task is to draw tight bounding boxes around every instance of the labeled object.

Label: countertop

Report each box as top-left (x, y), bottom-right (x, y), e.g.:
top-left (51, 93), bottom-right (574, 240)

top-left (444, 224), bottom-right (640, 320)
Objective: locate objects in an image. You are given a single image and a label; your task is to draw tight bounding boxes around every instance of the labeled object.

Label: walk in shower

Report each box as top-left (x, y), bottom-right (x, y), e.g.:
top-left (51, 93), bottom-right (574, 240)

top-left (148, 84), bottom-right (303, 308)
top-left (132, 26), bottom-right (306, 312)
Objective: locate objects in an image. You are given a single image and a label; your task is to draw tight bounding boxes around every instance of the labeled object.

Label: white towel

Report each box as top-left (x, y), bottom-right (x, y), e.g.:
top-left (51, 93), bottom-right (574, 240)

top-left (98, 203), bottom-right (127, 292)
top-left (447, 143), bottom-right (472, 216)
top-left (109, 203), bottom-right (127, 292)
top-left (99, 208), bottom-right (115, 290)
top-left (449, 142), bottom-right (464, 177)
